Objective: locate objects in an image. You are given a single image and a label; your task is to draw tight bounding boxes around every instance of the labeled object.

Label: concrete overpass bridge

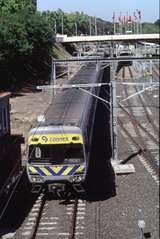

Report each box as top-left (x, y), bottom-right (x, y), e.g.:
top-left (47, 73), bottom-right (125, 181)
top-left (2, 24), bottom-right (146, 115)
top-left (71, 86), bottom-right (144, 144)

top-left (56, 34), bottom-right (159, 44)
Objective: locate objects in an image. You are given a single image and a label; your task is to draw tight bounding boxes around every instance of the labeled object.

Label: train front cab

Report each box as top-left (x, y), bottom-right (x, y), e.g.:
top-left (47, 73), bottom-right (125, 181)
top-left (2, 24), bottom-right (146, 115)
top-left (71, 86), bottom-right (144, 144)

top-left (27, 126), bottom-right (86, 195)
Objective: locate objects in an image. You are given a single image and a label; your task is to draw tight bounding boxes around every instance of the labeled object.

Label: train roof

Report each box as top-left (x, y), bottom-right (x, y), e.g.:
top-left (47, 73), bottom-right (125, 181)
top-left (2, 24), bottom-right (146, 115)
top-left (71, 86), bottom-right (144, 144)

top-left (41, 65), bottom-right (103, 128)
top-left (29, 125), bottom-right (82, 135)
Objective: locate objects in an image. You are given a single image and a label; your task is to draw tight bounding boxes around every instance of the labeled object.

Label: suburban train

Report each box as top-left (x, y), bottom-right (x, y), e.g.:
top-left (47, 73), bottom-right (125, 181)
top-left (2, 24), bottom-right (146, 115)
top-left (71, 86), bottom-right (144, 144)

top-left (26, 64), bottom-right (104, 196)
top-left (118, 50), bottom-right (133, 67)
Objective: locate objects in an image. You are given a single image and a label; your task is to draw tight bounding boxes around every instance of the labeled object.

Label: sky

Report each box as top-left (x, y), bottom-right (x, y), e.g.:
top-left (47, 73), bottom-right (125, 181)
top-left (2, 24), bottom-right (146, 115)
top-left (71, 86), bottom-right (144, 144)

top-left (37, 0), bottom-right (159, 23)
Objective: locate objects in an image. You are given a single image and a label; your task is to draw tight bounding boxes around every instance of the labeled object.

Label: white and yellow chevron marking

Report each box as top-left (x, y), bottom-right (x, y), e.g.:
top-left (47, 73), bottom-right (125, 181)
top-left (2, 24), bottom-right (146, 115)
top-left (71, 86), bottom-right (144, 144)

top-left (40, 167), bottom-right (52, 176)
top-left (29, 166), bottom-right (38, 174)
top-left (50, 166), bottom-right (63, 174)
top-left (62, 165), bottom-right (74, 176)
top-left (76, 165), bottom-right (85, 173)
top-left (28, 164), bottom-right (85, 176)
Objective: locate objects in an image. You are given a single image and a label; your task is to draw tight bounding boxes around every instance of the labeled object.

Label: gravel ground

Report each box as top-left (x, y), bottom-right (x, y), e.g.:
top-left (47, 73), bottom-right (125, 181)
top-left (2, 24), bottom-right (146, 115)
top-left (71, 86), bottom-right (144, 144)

top-left (10, 61), bottom-right (80, 158)
top-left (79, 156), bottom-right (159, 239)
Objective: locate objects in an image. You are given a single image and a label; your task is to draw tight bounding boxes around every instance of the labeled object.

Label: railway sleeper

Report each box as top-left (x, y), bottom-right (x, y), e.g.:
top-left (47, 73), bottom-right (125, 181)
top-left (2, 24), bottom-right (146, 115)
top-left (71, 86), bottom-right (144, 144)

top-left (31, 184), bottom-right (43, 194)
top-left (73, 183), bottom-right (85, 193)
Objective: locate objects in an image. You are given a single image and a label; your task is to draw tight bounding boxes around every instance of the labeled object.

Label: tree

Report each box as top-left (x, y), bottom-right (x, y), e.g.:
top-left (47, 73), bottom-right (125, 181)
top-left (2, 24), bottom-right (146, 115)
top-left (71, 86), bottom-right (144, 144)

top-left (142, 22), bottom-right (159, 33)
top-left (0, 0), bottom-right (34, 14)
top-left (0, 10), bottom-right (54, 89)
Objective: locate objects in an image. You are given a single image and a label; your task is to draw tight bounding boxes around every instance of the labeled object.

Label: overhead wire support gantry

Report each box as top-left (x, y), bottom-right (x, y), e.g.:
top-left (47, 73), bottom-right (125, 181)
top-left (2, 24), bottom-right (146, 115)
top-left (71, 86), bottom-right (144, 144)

top-left (37, 56), bottom-right (159, 173)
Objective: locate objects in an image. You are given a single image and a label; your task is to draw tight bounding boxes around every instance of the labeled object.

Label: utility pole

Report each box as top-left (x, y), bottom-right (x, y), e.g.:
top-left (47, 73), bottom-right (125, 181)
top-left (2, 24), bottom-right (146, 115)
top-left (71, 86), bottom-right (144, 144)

top-left (89, 18), bottom-right (92, 36)
top-left (95, 17), bottom-right (97, 35)
top-left (54, 20), bottom-right (57, 35)
top-left (118, 13), bottom-right (122, 34)
top-left (112, 12), bottom-right (116, 35)
top-left (114, 23), bottom-right (116, 35)
top-left (103, 21), bottom-right (105, 35)
top-left (75, 22), bottom-right (78, 36)
top-left (61, 15), bottom-right (64, 35)
top-left (136, 20), bottom-right (139, 34)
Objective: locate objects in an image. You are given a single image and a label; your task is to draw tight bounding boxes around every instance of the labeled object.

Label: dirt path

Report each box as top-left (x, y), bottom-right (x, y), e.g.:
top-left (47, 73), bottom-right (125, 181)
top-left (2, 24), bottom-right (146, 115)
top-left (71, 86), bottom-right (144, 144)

top-left (10, 62), bottom-right (80, 158)
top-left (10, 91), bottom-right (51, 157)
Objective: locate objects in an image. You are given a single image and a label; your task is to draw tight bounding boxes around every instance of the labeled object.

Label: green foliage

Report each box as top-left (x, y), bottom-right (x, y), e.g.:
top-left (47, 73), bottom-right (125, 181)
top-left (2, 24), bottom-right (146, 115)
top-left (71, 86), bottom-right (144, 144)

top-left (0, 0), bottom-right (34, 14)
top-left (0, 10), bottom-right (54, 89)
top-left (0, 1), bottom-right (159, 90)
top-left (42, 9), bottom-right (159, 35)
top-left (42, 10), bottom-right (114, 36)
top-left (142, 22), bottom-right (160, 33)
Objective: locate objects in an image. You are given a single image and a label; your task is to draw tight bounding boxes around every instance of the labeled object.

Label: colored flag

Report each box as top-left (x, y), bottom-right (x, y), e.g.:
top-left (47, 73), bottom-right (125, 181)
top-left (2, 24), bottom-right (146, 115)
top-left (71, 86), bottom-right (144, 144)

top-left (138, 10), bottom-right (142, 20)
top-left (118, 12), bottom-right (122, 23)
top-left (133, 12), bottom-right (137, 21)
top-left (128, 16), bottom-right (132, 23)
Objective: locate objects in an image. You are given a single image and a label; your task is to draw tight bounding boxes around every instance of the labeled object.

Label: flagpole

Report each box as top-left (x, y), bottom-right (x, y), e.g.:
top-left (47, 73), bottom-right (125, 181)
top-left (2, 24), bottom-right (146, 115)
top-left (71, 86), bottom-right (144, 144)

top-left (94, 17), bottom-right (97, 35)
top-left (113, 12), bottom-right (116, 35)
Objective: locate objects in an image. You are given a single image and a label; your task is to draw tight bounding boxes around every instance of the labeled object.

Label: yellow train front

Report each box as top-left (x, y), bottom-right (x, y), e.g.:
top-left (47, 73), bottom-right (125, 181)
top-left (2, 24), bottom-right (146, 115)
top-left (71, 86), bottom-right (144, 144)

top-left (27, 126), bottom-right (86, 194)
top-left (26, 65), bottom-right (104, 195)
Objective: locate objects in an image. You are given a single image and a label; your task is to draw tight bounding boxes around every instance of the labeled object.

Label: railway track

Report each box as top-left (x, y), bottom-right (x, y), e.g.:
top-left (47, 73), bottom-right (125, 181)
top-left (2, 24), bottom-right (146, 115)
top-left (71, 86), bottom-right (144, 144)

top-left (0, 164), bottom-right (24, 221)
top-left (15, 195), bottom-right (86, 239)
top-left (118, 118), bottom-right (159, 177)
top-left (118, 65), bottom-right (159, 178)
top-left (120, 66), bottom-right (159, 145)
top-left (119, 103), bottom-right (159, 146)
top-left (128, 66), bottom-right (159, 137)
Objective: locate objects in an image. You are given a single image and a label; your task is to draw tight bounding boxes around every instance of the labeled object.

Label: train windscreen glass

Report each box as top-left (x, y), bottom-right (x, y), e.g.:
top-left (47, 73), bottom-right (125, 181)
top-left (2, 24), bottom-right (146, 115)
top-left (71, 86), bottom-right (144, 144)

top-left (29, 144), bottom-right (84, 164)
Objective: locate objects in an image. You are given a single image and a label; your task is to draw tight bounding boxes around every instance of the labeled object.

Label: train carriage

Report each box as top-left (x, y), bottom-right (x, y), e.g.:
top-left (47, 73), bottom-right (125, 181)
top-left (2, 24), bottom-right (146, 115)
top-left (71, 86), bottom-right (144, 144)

top-left (27, 65), bottom-right (104, 195)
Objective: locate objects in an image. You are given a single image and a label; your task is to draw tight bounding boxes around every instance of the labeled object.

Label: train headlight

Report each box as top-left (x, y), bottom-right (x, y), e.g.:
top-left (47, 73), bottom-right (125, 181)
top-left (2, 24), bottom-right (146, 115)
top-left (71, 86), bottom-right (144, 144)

top-left (69, 175), bottom-right (75, 183)
top-left (77, 175), bottom-right (84, 182)
top-left (69, 175), bottom-right (84, 183)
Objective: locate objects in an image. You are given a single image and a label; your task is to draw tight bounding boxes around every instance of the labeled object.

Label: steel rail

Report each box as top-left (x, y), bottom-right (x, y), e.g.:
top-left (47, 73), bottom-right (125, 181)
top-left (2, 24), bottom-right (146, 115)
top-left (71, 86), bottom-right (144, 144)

top-left (128, 66), bottom-right (159, 136)
top-left (119, 67), bottom-right (159, 173)
top-left (118, 103), bottom-right (159, 146)
top-left (69, 199), bottom-right (78, 239)
top-left (27, 196), bottom-right (79, 239)
top-left (118, 118), bottom-right (159, 175)
top-left (0, 161), bottom-right (21, 197)
top-left (0, 167), bottom-right (24, 221)
top-left (29, 192), bottom-right (46, 239)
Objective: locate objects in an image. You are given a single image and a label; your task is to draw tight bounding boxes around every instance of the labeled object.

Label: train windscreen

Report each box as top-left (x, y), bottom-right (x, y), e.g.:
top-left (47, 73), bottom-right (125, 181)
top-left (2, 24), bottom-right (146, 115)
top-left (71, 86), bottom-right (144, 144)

top-left (29, 144), bottom-right (84, 164)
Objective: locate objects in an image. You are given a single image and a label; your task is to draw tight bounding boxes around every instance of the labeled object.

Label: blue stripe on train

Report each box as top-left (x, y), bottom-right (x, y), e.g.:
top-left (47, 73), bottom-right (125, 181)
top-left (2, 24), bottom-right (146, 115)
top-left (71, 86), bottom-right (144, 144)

top-left (68, 165), bottom-right (80, 175)
top-left (35, 167), bottom-right (46, 176)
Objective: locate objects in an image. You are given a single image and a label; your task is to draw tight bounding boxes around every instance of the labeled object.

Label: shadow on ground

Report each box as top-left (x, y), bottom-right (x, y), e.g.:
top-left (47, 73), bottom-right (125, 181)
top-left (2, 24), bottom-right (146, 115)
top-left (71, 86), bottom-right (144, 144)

top-left (84, 70), bottom-right (116, 202)
top-left (0, 172), bottom-right (38, 237)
